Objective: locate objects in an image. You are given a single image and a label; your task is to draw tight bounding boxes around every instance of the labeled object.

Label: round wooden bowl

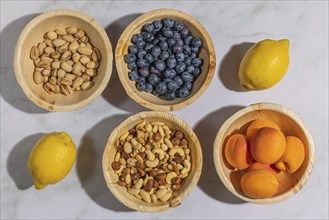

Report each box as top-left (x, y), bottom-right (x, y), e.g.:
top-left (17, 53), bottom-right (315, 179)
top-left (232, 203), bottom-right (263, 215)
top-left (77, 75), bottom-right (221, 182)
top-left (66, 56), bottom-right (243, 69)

top-left (102, 111), bottom-right (202, 212)
top-left (213, 102), bottom-right (315, 204)
top-left (115, 9), bottom-right (216, 111)
top-left (14, 9), bottom-right (113, 112)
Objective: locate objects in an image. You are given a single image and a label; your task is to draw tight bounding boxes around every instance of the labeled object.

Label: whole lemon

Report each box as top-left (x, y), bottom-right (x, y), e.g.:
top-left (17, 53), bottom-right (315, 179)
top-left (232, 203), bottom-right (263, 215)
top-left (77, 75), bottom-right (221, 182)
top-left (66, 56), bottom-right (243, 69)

top-left (239, 39), bottom-right (290, 90)
top-left (28, 132), bottom-right (76, 190)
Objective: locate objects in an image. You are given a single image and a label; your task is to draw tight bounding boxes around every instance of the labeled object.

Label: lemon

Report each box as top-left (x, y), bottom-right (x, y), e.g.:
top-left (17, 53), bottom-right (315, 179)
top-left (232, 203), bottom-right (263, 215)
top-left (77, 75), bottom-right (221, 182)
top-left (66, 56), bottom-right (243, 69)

top-left (239, 39), bottom-right (290, 90)
top-left (28, 132), bottom-right (76, 190)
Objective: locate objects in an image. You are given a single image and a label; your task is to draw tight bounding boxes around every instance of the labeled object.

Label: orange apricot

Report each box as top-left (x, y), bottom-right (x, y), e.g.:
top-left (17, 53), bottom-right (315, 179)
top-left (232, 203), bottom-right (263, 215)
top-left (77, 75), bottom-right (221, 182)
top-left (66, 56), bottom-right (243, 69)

top-left (250, 127), bottom-right (286, 164)
top-left (246, 119), bottom-right (280, 140)
top-left (275, 136), bottom-right (305, 173)
top-left (248, 161), bottom-right (280, 173)
top-left (241, 169), bottom-right (279, 199)
top-left (224, 134), bottom-right (253, 170)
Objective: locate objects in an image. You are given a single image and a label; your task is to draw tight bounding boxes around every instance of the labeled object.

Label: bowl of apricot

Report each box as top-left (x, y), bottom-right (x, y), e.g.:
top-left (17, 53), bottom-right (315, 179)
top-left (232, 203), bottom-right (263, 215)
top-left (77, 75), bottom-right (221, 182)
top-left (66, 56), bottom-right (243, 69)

top-left (213, 102), bottom-right (315, 204)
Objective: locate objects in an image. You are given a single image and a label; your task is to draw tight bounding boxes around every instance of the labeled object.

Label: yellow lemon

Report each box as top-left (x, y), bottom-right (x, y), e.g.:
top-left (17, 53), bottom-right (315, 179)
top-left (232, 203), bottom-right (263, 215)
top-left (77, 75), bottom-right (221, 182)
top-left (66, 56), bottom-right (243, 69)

top-left (239, 39), bottom-right (290, 90)
top-left (28, 132), bottom-right (76, 190)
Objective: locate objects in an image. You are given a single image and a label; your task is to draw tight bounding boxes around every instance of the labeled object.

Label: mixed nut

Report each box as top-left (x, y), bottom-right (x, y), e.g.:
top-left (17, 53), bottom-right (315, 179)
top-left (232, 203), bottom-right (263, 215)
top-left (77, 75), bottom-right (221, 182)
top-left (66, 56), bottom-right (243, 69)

top-left (30, 26), bottom-right (101, 95)
top-left (111, 121), bottom-right (192, 203)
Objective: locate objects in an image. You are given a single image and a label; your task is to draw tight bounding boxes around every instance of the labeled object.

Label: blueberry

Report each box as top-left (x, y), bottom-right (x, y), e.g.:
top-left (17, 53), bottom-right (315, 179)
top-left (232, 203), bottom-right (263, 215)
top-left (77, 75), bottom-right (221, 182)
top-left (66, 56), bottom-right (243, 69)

top-left (166, 57), bottom-right (177, 68)
top-left (145, 83), bottom-right (153, 93)
top-left (192, 67), bottom-right (201, 77)
top-left (166, 80), bottom-right (179, 91)
top-left (151, 46), bottom-right (161, 57)
top-left (137, 49), bottom-right (146, 59)
top-left (147, 74), bottom-right (161, 85)
top-left (143, 23), bottom-right (154, 33)
top-left (191, 37), bottom-right (203, 48)
top-left (136, 81), bottom-right (146, 91)
top-left (162, 18), bottom-right (174, 28)
top-left (124, 53), bottom-right (136, 63)
top-left (132, 34), bottom-right (143, 43)
top-left (152, 20), bottom-right (163, 31)
top-left (173, 76), bottom-right (183, 86)
top-left (164, 68), bottom-right (176, 79)
top-left (184, 57), bottom-right (192, 65)
top-left (181, 72), bottom-right (194, 82)
top-left (136, 40), bottom-right (145, 48)
top-left (144, 43), bottom-right (154, 51)
top-left (172, 32), bottom-right (181, 41)
top-left (152, 38), bottom-right (160, 45)
top-left (175, 62), bottom-right (186, 73)
top-left (172, 44), bottom-right (183, 54)
top-left (160, 51), bottom-right (169, 61)
top-left (137, 76), bottom-right (146, 83)
top-left (189, 53), bottom-right (197, 59)
top-left (152, 90), bottom-right (160, 97)
top-left (176, 53), bottom-right (185, 62)
top-left (155, 82), bottom-right (167, 95)
top-left (128, 45), bottom-right (139, 54)
top-left (167, 38), bottom-right (176, 47)
top-left (184, 35), bottom-right (193, 45)
top-left (138, 67), bottom-right (150, 77)
top-left (177, 87), bottom-right (190, 97)
top-left (142, 32), bottom-right (154, 42)
top-left (144, 54), bottom-right (154, 63)
top-left (150, 66), bottom-right (161, 76)
top-left (182, 45), bottom-right (191, 55)
top-left (162, 28), bottom-right (173, 38)
top-left (192, 58), bottom-right (202, 67)
top-left (137, 59), bottom-right (147, 67)
top-left (158, 41), bottom-right (168, 51)
top-left (191, 47), bottom-right (200, 53)
top-left (128, 62), bottom-right (137, 70)
top-left (176, 39), bottom-right (184, 45)
top-left (157, 34), bottom-right (167, 42)
top-left (154, 60), bottom-right (166, 71)
top-left (174, 20), bottom-right (185, 31)
top-left (180, 28), bottom-right (189, 38)
top-left (165, 91), bottom-right (176, 101)
top-left (183, 81), bottom-right (192, 90)
top-left (186, 65), bottom-right (195, 73)
top-left (128, 70), bottom-right (139, 81)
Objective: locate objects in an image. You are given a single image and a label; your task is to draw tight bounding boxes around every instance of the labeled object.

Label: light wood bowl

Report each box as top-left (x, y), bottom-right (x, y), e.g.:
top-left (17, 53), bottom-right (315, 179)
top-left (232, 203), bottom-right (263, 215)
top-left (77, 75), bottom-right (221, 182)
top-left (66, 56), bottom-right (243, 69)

top-left (14, 9), bottom-right (113, 112)
top-left (102, 111), bottom-right (202, 212)
top-left (213, 102), bottom-right (315, 204)
top-left (115, 9), bottom-right (216, 111)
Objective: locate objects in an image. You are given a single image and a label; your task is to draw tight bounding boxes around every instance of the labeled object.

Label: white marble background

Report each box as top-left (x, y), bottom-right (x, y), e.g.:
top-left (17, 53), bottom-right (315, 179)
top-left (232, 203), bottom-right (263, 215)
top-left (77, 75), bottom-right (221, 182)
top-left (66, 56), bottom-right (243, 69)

top-left (1, 0), bottom-right (328, 219)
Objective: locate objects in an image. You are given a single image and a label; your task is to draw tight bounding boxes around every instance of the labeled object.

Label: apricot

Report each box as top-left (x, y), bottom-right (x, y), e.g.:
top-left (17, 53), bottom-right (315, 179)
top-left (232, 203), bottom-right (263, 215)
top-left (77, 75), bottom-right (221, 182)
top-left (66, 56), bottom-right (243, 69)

top-left (241, 169), bottom-right (279, 199)
top-left (246, 119), bottom-right (280, 140)
top-left (250, 127), bottom-right (286, 164)
top-left (275, 136), bottom-right (305, 173)
top-left (248, 161), bottom-right (280, 173)
top-left (224, 134), bottom-right (253, 170)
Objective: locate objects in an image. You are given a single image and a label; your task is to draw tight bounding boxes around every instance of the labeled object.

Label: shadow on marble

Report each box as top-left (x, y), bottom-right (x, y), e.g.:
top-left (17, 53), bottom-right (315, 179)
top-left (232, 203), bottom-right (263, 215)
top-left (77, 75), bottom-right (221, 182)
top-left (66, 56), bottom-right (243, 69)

top-left (194, 106), bottom-right (246, 204)
top-left (219, 42), bottom-right (254, 92)
top-left (77, 114), bottom-right (134, 212)
top-left (102, 13), bottom-right (147, 113)
top-left (7, 133), bottom-right (45, 190)
top-left (0, 13), bottom-right (48, 114)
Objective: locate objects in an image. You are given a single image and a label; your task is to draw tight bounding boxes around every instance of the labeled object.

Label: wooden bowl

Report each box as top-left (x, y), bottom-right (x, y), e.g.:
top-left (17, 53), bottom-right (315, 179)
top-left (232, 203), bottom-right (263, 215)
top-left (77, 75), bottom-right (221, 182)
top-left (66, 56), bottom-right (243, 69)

top-left (14, 9), bottom-right (113, 112)
top-left (115, 9), bottom-right (216, 111)
top-left (213, 102), bottom-right (315, 204)
top-left (102, 111), bottom-right (202, 212)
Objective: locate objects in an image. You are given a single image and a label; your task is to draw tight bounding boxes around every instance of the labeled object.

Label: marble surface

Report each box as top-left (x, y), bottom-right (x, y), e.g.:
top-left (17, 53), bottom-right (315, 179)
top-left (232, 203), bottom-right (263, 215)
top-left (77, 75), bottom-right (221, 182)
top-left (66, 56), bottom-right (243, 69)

top-left (1, 1), bottom-right (328, 219)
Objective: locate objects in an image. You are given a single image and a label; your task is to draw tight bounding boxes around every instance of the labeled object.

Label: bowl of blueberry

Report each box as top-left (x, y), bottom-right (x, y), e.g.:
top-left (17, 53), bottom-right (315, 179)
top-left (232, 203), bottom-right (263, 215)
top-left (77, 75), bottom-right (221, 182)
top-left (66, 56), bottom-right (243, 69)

top-left (115, 9), bottom-right (216, 111)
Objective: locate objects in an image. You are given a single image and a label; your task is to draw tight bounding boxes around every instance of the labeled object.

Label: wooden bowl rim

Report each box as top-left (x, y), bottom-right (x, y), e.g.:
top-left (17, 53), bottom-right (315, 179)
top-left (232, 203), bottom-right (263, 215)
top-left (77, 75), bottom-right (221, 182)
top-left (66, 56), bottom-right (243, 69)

top-left (102, 111), bottom-right (203, 212)
top-left (13, 9), bottom-right (113, 112)
top-left (115, 8), bottom-right (216, 111)
top-left (213, 102), bottom-right (316, 204)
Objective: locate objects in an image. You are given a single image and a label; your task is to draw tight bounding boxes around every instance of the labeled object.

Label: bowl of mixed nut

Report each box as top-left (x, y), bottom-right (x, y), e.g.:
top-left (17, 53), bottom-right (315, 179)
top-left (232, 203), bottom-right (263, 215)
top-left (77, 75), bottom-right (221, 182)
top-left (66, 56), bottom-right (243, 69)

top-left (14, 9), bottom-right (113, 111)
top-left (115, 9), bottom-right (216, 111)
top-left (102, 111), bottom-right (203, 212)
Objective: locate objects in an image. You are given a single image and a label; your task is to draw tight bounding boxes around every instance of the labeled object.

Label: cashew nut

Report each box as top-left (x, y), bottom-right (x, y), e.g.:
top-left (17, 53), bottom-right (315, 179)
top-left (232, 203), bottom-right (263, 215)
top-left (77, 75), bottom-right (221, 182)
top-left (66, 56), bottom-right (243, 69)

top-left (158, 126), bottom-right (165, 137)
top-left (161, 144), bottom-right (168, 151)
top-left (153, 148), bottom-right (165, 160)
top-left (136, 154), bottom-right (143, 163)
top-left (140, 189), bottom-right (151, 203)
top-left (181, 160), bottom-right (191, 175)
top-left (119, 158), bottom-right (126, 165)
top-left (119, 131), bottom-right (129, 141)
top-left (164, 138), bottom-right (173, 149)
top-left (145, 149), bottom-right (155, 161)
top-left (136, 121), bottom-right (146, 130)
top-left (166, 172), bottom-right (177, 184)
top-left (145, 158), bottom-right (159, 168)
top-left (128, 187), bottom-right (140, 195)
top-left (159, 190), bottom-right (173, 202)
top-left (169, 148), bottom-right (185, 156)
top-left (134, 178), bottom-right (143, 189)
